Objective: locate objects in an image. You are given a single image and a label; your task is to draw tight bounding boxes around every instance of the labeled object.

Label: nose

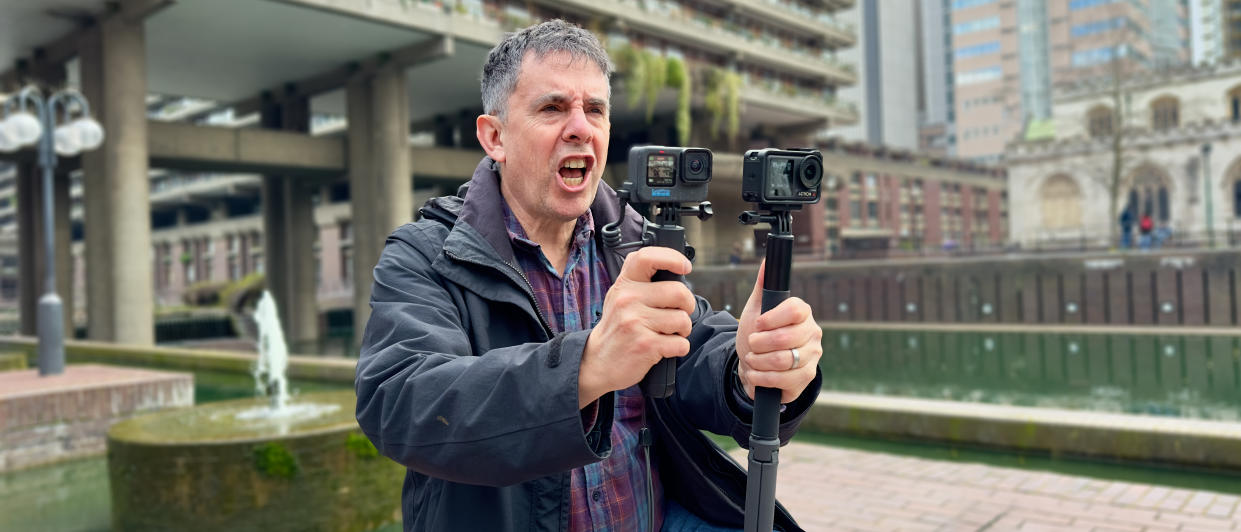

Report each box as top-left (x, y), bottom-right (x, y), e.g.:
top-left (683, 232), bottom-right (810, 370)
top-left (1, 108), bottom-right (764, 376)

top-left (561, 106), bottom-right (592, 144)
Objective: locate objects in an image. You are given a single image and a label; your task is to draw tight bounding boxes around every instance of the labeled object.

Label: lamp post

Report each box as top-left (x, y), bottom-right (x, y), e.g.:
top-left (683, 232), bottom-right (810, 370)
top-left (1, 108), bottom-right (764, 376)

top-left (0, 86), bottom-right (105, 376)
top-left (1202, 142), bottom-right (1215, 248)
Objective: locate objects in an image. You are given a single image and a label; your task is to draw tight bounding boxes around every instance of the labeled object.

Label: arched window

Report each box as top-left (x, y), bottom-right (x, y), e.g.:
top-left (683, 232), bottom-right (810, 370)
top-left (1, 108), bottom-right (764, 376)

top-left (1040, 175), bottom-right (1082, 230)
top-left (1129, 167), bottom-right (1170, 223)
top-left (1087, 105), bottom-right (1113, 137)
top-left (1230, 85), bottom-right (1241, 122)
top-left (1150, 96), bottom-right (1179, 130)
top-left (1234, 180), bottom-right (1241, 218)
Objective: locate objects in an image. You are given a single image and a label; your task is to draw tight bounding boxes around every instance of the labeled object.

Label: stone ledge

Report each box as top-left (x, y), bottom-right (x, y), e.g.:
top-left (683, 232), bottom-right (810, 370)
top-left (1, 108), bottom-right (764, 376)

top-left (0, 352), bottom-right (24, 371)
top-left (806, 392), bottom-right (1241, 469)
top-left (0, 336), bottom-right (356, 383)
top-left (0, 364), bottom-right (193, 472)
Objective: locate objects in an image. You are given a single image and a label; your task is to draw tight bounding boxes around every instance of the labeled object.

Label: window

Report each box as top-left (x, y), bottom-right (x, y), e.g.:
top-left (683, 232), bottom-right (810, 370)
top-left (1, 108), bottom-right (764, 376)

top-left (953, 17), bottom-right (1000, 35)
top-left (956, 66), bottom-right (1002, 86)
top-left (955, 41), bottom-right (1000, 60)
top-left (1069, 0), bottom-right (1120, 9)
top-left (1087, 105), bottom-right (1114, 137)
top-left (1070, 17), bottom-right (1127, 37)
top-left (1229, 85), bottom-right (1241, 122)
top-left (1233, 181), bottom-right (1241, 218)
top-left (1072, 46), bottom-right (1115, 67)
top-left (1129, 168), bottom-right (1170, 223)
top-left (952, 0), bottom-right (996, 9)
top-left (1150, 96), bottom-right (1179, 131)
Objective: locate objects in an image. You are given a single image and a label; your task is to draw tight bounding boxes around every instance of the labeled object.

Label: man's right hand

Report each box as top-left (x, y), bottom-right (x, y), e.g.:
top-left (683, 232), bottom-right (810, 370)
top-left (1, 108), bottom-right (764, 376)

top-left (579, 247), bottom-right (697, 408)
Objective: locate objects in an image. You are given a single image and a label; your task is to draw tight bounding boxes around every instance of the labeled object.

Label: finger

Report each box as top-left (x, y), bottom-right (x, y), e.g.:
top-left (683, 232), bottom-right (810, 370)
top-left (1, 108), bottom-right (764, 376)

top-left (744, 259), bottom-right (766, 310)
top-left (618, 247), bottom-right (693, 282)
top-left (643, 307), bottom-right (694, 338)
top-left (745, 322), bottom-right (820, 356)
top-left (653, 334), bottom-right (691, 359)
top-left (755, 297), bottom-right (813, 331)
top-left (741, 368), bottom-right (815, 404)
top-left (743, 349), bottom-right (799, 372)
top-left (638, 281), bottom-right (697, 314)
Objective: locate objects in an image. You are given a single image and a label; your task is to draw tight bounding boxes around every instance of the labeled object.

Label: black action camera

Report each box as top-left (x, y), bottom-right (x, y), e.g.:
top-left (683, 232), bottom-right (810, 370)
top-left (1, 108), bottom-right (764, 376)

top-left (625, 145), bottom-right (712, 204)
top-left (740, 148), bottom-right (823, 205)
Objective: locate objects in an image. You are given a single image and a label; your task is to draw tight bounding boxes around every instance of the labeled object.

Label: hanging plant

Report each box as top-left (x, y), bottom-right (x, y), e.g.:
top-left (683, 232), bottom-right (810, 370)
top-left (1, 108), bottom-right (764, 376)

top-left (667, 58), bottom-right (691, 145)
top-left (723, 70), bottom-right (741, 140)
top-left (620, 46), bottom-right (647, 111)
top-left (703, 68), bottom-right (724, 137)
top-left (643, 52), bottom-right (667, 123)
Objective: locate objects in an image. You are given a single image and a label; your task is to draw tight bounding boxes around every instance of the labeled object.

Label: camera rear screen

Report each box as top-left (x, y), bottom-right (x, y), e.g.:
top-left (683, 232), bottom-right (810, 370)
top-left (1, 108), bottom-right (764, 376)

top-left (646, 154), bottom-right (677, 187)
top-left (766, 157), bottom-right (795, 199)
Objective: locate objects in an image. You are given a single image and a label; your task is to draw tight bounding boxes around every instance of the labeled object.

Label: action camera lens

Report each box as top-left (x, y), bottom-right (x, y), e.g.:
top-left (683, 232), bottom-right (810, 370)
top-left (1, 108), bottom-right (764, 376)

top-left (689, 158), bottom-right (703, 173)
top-left (797, 157), bottom-right (823, 189)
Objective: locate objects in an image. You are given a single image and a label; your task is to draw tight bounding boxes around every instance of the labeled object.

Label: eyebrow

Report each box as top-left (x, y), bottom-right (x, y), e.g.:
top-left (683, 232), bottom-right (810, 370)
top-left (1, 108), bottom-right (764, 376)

top-left (531, 93), bottom-right (610, 113)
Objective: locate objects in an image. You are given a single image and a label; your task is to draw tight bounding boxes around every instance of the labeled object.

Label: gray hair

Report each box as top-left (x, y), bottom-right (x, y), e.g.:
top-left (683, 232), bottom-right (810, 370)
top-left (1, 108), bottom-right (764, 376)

top-left (480, 19), bottom-right (613, 119)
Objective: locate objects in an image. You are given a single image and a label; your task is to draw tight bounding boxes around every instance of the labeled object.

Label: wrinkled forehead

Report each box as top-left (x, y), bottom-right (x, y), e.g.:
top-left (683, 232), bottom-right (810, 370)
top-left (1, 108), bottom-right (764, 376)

top-left (515, 50), bottom-right (610, 92)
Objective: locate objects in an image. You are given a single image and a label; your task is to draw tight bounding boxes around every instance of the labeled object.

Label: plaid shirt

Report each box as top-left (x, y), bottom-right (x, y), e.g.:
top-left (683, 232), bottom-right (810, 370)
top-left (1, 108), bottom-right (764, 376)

top-left (503, 202), bottom-right (663, 532)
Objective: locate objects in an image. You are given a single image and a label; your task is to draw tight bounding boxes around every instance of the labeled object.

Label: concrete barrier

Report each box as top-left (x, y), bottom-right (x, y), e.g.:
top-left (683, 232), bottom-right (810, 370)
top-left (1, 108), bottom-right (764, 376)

top-left (0, 336), bottom-right (355, 384)
top-left (806, 392), bottom-right (1241, 469)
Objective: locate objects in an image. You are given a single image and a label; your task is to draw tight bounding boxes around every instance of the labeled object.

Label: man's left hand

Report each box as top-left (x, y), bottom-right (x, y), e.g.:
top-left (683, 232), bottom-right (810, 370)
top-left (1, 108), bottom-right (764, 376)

top-left (735, 263), bottom-right (822, 403)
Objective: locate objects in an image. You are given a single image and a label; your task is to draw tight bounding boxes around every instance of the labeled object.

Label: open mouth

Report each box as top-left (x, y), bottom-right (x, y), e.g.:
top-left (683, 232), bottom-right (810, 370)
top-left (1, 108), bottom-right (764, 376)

top-left (558, 156), bottom-right (592, 188)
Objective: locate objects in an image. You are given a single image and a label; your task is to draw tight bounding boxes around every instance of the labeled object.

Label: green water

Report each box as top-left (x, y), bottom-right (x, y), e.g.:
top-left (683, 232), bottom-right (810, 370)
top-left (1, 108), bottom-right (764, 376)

top-left (821, 329), bottom-right (1241, 420)
top-left (0, 370), bottom-right (352, 532)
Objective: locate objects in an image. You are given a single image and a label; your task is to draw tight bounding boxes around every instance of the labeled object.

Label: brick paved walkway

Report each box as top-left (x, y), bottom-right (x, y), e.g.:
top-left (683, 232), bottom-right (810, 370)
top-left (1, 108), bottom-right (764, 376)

top-left (732, 443), bottom-right (1241, 532)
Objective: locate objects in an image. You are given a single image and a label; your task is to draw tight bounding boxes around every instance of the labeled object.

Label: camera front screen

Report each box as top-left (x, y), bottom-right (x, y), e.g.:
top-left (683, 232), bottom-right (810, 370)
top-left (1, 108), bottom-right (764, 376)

top-left (766, 156), bottom-right (796, 199)
top-left (646, 154), bottom-right (677, 187)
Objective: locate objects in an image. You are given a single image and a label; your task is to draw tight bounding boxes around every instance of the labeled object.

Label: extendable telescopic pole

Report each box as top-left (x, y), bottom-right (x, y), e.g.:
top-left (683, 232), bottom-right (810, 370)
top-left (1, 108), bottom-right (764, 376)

top-left (744, 211), bottom-right (793, 532)
top-left (643, 205), bottom-right (686, 398)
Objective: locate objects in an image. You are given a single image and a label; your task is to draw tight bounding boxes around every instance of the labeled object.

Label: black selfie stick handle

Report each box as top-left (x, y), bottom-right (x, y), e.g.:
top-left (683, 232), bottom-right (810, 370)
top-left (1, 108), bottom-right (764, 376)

top-left (744, 229), bottom-right (793, 532)
top-left (643, 222), bottom-right (686, 399)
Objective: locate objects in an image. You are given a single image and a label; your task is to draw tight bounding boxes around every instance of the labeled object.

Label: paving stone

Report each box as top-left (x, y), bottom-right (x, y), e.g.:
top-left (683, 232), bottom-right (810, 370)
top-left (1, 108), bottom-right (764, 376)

top-left (739, 442), bottom-right (1241, 531)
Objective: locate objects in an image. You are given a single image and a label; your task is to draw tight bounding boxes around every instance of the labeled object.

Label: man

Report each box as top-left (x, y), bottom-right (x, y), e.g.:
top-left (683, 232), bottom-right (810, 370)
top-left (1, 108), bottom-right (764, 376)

top-left (355, 20), bottom-right (823, 532)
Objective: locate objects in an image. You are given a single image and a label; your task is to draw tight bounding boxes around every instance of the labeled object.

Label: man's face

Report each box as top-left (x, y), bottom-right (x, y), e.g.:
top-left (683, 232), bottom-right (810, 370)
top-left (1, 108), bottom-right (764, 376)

top-left (491, 51), bottom-right (611, 224)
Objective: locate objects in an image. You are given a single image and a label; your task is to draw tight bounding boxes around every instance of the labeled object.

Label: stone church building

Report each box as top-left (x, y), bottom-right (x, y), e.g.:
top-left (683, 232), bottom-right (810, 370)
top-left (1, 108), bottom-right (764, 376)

top-left (1007, 61), bottom-right (1241, 249)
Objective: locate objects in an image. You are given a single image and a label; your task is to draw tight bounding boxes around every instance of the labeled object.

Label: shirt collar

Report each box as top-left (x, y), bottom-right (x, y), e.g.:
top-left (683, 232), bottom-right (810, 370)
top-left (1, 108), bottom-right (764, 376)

top-left (501, 198), bottom-right (596, 252)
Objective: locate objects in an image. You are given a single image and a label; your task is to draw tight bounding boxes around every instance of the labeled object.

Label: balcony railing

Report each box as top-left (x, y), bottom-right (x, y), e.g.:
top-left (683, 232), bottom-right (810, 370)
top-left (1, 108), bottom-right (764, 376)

top-left (528, 0), bottom-right (855, 84)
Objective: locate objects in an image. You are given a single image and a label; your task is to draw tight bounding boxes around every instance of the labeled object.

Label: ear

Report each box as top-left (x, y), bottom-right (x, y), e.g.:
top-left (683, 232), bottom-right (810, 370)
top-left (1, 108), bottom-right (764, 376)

top-left (476, 114), bottom-right (506, 163)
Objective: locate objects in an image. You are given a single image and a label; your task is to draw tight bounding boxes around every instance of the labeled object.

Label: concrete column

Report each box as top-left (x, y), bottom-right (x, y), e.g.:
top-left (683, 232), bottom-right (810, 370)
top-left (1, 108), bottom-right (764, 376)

top-left (347, 66), bottom-right (411, 338)
top-left (80, 16), bottom-right (153, 344)
top-left (260, 95), bottom-right (318, 353)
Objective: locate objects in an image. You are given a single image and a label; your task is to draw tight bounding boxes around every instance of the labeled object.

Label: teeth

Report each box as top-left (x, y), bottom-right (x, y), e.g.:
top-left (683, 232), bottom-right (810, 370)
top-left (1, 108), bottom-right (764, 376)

top-left (563, 177), bottom-right (583, 186)
top-left (563, 158), bottom-right (587, 169)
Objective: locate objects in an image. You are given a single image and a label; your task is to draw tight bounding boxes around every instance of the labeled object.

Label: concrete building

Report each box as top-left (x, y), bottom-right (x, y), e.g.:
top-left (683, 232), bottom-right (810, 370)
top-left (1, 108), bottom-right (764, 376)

top-left (918, 0), bottom-right (957, 157)
top-left (1, 0), bottom-right (861, 347)
top-left (820, 140), bottom-right (1008, 257)
top-left (936, 0), bottom-right (1190, 163)
top-left (1006, 61), bottom-right (1241, 249)
top-left (835, 0), bottom-right (921, 150)
top-left (1192, 0), bottom-right (1241, 65)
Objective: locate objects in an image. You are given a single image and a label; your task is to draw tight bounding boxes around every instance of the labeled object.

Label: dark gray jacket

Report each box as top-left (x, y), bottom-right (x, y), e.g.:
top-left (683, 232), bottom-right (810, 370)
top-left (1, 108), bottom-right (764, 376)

top-left (355, 158), bottom-right (821, 531)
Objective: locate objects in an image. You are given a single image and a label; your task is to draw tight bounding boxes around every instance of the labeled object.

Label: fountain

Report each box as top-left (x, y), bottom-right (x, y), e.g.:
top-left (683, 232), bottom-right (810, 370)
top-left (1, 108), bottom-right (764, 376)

top-left (106, 291), bottom-right (402, 531)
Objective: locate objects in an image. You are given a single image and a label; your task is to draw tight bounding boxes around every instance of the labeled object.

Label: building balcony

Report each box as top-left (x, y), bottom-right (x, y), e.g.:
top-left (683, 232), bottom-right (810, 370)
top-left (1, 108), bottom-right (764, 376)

top-left (741, 83), bottom-right (858, 126)
top-left (534, 0), bottom-right (855, 84)
top-left (706, 0), bottom-right (857, 46)
top-left (149, 174), bottom-right (262, 208)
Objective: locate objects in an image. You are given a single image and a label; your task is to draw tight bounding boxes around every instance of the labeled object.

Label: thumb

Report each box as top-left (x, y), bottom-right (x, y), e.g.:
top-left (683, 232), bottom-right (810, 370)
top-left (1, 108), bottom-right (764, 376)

top-left (745, 259), bottom-right (766, 311)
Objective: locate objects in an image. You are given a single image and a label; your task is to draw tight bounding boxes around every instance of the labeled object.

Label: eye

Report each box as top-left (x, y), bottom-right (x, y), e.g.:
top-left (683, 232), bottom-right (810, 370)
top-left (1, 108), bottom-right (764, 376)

top-left (589, 106), bottom-right (605, 115)
top-left (541, 104), bottom-right (561, 113)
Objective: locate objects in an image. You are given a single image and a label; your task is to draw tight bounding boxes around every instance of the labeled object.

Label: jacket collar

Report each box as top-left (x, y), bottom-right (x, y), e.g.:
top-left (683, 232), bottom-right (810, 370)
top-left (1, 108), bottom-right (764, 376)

top-left (444, 156), bottom-right (644, 273)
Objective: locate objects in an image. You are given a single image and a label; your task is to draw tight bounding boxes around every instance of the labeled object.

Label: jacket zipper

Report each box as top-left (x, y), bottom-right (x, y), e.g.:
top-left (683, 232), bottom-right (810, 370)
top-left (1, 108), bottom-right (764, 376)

top-left (443, 249), bottom-right (555, 339)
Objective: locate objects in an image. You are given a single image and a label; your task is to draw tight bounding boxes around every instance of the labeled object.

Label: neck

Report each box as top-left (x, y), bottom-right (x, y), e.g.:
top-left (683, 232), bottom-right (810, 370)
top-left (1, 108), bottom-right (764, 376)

top-left (508, 202), bottom-right (577, 273)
